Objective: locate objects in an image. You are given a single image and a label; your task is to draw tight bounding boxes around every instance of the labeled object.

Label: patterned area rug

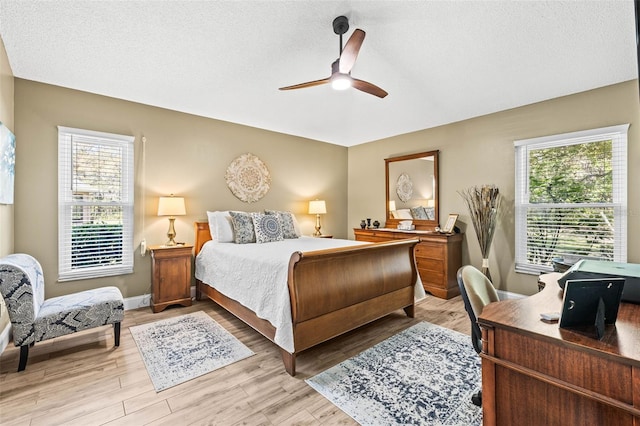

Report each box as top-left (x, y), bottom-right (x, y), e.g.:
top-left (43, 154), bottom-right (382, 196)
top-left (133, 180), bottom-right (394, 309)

top-left (130, 311), bottom-right (254, 392)
top-left (306, 322), bottom-right (482, 425)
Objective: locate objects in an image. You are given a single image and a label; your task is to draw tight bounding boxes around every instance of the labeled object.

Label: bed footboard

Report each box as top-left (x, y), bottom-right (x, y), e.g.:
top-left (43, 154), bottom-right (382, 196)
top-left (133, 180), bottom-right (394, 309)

top-left (287, 238), bottom-right (419, 354)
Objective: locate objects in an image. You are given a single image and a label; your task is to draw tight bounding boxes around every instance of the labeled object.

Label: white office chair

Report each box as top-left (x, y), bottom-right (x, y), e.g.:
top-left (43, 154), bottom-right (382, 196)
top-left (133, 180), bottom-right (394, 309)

top-left (457, 264), bottom-right (499, 406)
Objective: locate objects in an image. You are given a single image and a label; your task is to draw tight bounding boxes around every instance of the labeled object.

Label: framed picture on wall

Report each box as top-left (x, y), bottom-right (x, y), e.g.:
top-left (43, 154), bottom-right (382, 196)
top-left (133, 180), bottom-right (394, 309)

top-left (0, 122), bottom-right (16, 205)
top-left (442, 214), bottom-right (459, 233)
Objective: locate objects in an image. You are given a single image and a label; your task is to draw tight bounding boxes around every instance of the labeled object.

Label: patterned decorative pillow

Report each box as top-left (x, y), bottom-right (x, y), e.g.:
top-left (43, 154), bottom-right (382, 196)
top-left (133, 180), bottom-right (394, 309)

top-left (410, 206), bottom-right (429, 219)
top-left (264, 210), bottom-right (300, 239)
top-left (425, 207), bottom-right (435, 220)
top-left (251, 212), bottom-right (284, 243)
top-left (229, 211), bottom-right (256, 244)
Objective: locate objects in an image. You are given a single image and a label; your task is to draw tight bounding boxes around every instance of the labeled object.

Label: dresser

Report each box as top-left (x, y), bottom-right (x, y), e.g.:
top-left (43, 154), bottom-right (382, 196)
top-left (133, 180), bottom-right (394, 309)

top-left (353, 228), bottom-right (463, 299)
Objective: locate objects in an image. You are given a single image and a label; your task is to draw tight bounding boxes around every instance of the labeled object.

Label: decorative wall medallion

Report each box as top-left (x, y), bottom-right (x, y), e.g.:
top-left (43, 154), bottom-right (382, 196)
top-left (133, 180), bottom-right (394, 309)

top-left (396, 172), bottom-right (413, 202)
top-left (225, 153), bottom-right (271, 203)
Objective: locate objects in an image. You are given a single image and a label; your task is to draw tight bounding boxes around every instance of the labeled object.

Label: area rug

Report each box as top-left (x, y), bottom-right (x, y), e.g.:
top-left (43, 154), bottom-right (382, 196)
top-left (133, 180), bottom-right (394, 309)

top-left (130, 311), bottom-right (254, 392)
top-left (306, 322), bottom-right (482, 425)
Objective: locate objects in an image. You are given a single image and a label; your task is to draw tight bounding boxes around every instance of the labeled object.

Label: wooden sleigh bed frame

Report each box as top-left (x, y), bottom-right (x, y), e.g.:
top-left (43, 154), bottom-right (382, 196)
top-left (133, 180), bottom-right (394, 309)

top-left (193, 221), bottom-right (419, 376)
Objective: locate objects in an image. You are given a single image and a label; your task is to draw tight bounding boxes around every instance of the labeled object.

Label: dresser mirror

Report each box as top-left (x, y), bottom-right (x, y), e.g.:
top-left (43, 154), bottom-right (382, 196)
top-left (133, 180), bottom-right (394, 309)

top-left (385, 150), bottom-right (439, 231)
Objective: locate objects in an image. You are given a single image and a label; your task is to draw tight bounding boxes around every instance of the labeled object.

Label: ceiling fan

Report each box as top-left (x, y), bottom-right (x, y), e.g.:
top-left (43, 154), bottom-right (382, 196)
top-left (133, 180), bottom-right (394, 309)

top-left (279, 16), bottom-right (388, 98)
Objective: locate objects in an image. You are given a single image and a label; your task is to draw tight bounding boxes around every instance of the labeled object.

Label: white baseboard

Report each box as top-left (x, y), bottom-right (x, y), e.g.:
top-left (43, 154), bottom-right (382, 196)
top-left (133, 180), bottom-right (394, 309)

top-left (0, 322), bottom-right (11, 354)
top-left (123, 286), bottom-right (197, 311)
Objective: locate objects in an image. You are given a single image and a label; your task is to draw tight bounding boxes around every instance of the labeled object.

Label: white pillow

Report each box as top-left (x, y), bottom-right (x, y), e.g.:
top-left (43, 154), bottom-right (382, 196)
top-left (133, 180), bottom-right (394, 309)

top-left (206, 210), bottom-right (234, 243)
top-left (396, 209), bottom-right (413, 219)
top-left (291, 214), bottom-right (301, 237)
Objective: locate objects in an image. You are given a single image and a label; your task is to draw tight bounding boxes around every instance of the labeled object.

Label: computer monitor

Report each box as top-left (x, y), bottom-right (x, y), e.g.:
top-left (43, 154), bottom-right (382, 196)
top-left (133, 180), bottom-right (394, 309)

top-left (559, 277), bottom-right (625, 340)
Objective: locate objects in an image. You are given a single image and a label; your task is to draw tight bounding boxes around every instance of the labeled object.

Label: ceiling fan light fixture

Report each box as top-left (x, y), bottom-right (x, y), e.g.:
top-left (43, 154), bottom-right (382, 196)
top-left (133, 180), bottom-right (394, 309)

top-left (279, 16), bottom-right (387, 98)
top-left (331, 74), bottom-right (352, 90)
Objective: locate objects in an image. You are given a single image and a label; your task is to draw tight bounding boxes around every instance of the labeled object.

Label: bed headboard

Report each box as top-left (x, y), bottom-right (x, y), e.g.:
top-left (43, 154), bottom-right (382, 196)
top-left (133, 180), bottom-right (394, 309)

top-left (194, 222), bottom-right (212, 256)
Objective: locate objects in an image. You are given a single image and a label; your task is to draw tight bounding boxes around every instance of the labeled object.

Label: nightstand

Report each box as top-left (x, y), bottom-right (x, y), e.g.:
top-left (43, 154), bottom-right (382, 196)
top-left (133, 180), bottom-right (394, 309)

top-left (148, 244), bottom-right (193, 313)
top-left (314, 235), bottom-right (333, 238)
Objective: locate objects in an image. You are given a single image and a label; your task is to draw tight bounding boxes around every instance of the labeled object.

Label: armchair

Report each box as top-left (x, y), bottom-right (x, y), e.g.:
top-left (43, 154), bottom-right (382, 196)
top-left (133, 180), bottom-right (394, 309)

top-left (0, 254), bottom-right (124, 371)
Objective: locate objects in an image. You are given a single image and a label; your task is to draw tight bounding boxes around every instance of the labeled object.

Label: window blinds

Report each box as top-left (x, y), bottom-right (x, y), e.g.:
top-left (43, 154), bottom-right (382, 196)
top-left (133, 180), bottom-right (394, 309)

top-left (58, 126), bottom-right (134, 281)
top-left (514, 124), bottom-right (628, 274)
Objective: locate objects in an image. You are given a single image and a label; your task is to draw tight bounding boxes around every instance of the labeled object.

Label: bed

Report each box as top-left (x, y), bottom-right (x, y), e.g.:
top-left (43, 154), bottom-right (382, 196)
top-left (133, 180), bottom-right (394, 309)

top-left (194, 220), bottom-right (421, 376)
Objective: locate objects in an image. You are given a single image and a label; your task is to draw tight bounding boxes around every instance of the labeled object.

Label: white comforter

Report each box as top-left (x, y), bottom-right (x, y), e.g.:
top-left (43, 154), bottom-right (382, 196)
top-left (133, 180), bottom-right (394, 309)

top-left (195, 237), bottom-right (425, 353)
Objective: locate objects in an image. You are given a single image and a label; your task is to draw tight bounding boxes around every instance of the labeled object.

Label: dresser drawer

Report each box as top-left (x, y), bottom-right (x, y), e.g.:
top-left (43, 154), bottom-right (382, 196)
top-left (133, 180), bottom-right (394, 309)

top-left (416, 257), bottom-right (444, 274)
top-left (415, 242), bottom-right (445, 260)
top-left (418, 268), bottom-right (445, 286)
top-left (354, 230), bottom-right (407, 242)
top-left (355, 235), bottom-right (391, 243)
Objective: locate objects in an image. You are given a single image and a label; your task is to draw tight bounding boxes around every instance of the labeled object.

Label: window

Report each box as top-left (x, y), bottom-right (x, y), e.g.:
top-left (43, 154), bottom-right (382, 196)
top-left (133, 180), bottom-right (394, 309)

top-left (514, 124), bottom-right (628, 274)
top-left (58, 127), bottom-right (134, 281)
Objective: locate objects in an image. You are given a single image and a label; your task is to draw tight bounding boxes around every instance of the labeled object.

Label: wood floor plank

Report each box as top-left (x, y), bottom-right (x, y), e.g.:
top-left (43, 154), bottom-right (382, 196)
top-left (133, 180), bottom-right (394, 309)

top-left (278, 409), bottom-right (321, 426)
top-left (103, 401), bottom-right (171, 426)
top-left (63, 402), bottom-right (125, 426)
top-left (0, 294), bottom-right (471, 425)
top-left (230, 411), bottom-right (272, 426)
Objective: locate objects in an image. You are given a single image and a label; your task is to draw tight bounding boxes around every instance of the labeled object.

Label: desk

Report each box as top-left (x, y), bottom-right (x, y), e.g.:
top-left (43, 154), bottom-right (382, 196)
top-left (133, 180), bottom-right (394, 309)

top-left (478, 273), bottom-right (640, 425)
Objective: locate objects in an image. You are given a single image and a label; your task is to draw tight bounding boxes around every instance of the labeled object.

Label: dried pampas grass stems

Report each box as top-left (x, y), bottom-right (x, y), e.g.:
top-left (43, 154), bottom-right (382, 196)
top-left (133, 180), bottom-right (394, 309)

top-left (459, 185), bottom-right (501, 281)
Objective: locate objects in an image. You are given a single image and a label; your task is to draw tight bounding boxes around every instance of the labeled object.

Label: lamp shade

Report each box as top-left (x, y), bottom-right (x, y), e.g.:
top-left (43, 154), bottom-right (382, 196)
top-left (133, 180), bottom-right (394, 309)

top-left (308, 200), bottom-right (327, 215)
top-left (389, 200), bottom-right (397, 211)
top-left (157, 196), bottom-right (186, 216)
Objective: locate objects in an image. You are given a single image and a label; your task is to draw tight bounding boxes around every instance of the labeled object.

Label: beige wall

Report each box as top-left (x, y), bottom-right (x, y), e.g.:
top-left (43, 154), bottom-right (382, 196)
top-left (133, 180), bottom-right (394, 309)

top-left (0, 36), bottom-right (14, 257)
top-left (348, 80), bottom-right (640, 295)
top-left (14, 79), bottom-right (348, 299)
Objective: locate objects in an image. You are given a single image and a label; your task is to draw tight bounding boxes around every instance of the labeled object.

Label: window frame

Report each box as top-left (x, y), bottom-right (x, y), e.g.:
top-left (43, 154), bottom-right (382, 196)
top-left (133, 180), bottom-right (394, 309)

top-left (514, 124), bottom-right (628, 275)
top-left (58, 126), bottom-right (135, 281)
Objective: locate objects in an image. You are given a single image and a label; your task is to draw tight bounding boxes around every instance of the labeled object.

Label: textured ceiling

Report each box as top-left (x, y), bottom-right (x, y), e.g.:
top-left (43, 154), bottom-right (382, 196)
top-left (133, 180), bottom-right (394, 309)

top-left (0, 1), bottom-right (636, 147)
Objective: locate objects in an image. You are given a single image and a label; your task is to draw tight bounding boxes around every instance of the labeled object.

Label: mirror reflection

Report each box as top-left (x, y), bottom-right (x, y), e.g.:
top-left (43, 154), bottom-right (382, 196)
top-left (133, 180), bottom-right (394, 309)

top-left (385, 150), bottom-right (439, 231)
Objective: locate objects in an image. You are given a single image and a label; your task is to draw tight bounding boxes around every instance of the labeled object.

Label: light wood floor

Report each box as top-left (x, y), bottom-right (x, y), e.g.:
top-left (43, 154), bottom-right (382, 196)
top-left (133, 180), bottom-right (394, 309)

top-left (0, 294), bottom-right (471, 426)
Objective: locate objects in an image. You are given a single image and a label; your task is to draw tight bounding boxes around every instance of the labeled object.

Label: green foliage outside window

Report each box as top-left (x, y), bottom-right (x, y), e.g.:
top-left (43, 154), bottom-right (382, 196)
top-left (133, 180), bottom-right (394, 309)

top-left (71, 224), bottom-right (123, 269)
top-left (526, 140), bottom-right (614, 266)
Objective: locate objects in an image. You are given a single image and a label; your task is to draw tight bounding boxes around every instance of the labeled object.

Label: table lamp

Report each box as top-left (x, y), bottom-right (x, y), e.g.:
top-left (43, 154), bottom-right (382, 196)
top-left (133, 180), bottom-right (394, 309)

top-left (157, 195), bottom-right (186, 246)
top-left (308, 199), bottom-right (327, 237)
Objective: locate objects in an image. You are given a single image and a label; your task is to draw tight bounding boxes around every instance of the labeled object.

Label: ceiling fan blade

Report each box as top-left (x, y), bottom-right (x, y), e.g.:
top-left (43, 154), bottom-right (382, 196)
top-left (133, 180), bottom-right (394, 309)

top-left (279, 77), bottom-right (331, 91)
top-left (339, 29), bottom-right (365, 74)
top-left (352, 78), bottom-right (388, 98)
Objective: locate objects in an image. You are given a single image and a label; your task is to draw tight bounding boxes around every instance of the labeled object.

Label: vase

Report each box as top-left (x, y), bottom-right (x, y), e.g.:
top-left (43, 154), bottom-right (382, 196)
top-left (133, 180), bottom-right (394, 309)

top-left (360, 220), bottom-right (366, 229)
top-left (373, 220), bottom-right (380, 229)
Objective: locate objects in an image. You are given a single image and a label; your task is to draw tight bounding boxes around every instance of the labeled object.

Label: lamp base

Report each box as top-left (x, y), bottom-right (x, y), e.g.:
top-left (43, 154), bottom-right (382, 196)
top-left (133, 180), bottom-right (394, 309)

top-left (313, 214), bottom-right (323, 236)
top-left (166, 217), bottom-right (177, 246)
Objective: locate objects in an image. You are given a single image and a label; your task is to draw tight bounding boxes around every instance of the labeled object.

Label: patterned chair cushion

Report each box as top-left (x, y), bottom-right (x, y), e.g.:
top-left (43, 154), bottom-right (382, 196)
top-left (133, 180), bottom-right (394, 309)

top-left (35, 287), bottom-right (124, 342)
